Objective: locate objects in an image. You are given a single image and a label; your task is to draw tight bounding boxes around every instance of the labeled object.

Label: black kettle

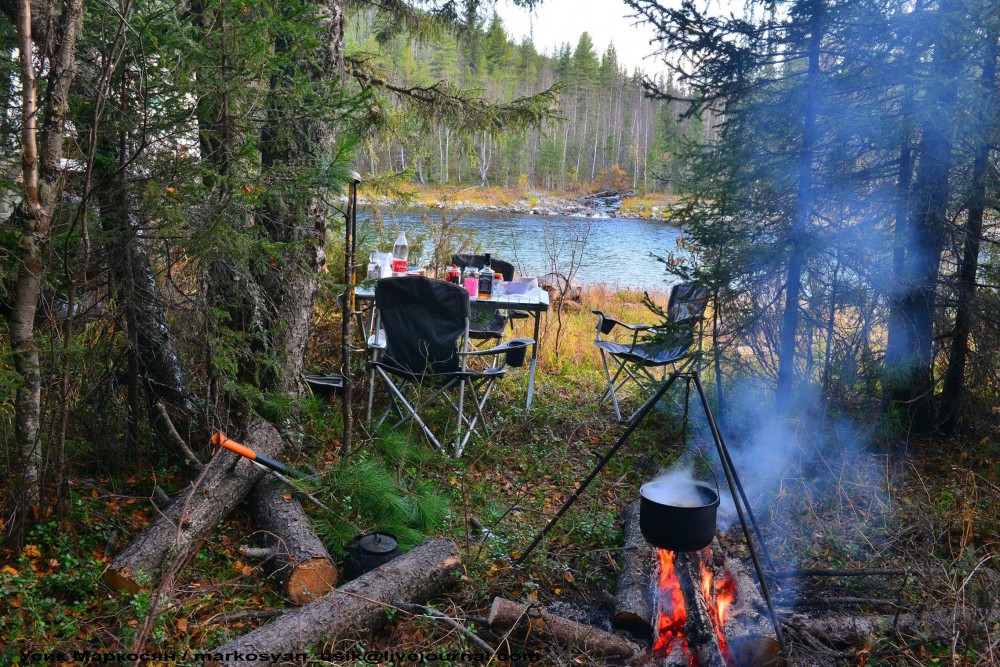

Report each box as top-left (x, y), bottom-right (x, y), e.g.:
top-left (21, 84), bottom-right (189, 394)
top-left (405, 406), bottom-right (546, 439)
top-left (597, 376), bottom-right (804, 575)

top-left (344, 532), bottom-right (403, 580)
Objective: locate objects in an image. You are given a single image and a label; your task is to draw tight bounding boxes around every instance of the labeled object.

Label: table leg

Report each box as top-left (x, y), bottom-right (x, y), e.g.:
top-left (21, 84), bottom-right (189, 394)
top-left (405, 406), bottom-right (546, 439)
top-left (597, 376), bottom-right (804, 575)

top-left (526, 311), bottom-right (541, 410)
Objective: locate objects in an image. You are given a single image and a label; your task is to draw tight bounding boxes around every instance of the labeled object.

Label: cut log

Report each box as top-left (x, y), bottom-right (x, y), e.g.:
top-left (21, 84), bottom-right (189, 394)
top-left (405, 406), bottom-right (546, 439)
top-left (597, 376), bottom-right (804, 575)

top-left (247, 477), bottom-right (337, 605)
top-left (612, 501), bottom-right (657, 643)
top-left (210, 539), bottom-right (460, 660)
top-left (487, 597), bottom-right (637, 660)
top-left (106, 421), bottom-right (284, 592)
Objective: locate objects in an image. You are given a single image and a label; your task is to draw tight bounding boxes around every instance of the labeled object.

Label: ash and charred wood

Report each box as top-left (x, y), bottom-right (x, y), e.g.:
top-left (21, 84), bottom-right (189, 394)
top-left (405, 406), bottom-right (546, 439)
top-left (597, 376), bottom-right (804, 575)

top-left (247, 476), bottom-right (337, 605)
top-left (709, 541), bottom-right (778, 664)
top-left (675, 550), bottom-right (726, 667)
top-left (106, 421), bottom-right (284, 592)
top-left (612, 501), bottom-right (657, 643)
top-left (210, 539), bottom-right (460, 662)
top-left (487, 597), bottom-right (637, 660)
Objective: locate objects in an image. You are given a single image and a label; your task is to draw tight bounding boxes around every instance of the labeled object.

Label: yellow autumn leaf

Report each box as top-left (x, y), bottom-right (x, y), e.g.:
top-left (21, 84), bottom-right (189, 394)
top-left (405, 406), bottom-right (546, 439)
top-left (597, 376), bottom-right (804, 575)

top-left (177, 618), bottom-right (188, 633)
top-left (2, 565), bottom-right (18, 576)
top-left (23, 544), bottom-right (41, 558)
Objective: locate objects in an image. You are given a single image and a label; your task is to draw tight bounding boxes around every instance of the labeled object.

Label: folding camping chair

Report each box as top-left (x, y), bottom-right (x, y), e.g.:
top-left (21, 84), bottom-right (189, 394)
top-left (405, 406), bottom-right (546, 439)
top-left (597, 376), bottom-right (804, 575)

top-left (451, 253), bottom-right (526, 343)
top-left (593, 283), bottom-right (710, 424)
top-left (366, 276), bottom-right (531, 457)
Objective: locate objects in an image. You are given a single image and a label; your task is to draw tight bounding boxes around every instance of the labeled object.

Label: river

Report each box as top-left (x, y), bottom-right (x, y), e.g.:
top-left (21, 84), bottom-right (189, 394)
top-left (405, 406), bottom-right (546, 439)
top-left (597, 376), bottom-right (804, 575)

top-left (361, 209), bottom-right (686, 290)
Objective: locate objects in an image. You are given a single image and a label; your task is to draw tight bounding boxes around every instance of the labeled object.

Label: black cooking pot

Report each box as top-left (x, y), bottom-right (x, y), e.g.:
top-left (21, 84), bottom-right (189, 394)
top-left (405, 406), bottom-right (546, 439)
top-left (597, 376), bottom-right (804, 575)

top-left (344, 532), bottom-right (403, 580)
top-left (639, 481), bottom-right (720, 552)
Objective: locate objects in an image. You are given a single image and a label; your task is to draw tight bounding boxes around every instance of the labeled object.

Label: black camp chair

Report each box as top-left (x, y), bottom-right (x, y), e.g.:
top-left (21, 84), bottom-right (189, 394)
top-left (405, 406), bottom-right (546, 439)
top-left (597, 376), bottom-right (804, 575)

top-left (366, 277), bottom-right (531, 457)
top-left (451, 253), bottom-right (526, 342)
top-left (593, 283), bottom-right (710, 424)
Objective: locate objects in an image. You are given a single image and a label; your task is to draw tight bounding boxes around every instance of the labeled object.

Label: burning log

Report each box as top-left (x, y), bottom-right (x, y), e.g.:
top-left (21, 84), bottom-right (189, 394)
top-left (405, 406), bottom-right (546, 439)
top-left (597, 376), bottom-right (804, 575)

top-left (675, 551), bottom-right (726, 667)
top-left (246, 477), bottom-right (338, 604)
top-left (650, 542), bottom-right (781, 667)
top-left (612, 501), bottom-right (658, 642)
top-left (487, 597), bottom-right (637, 660)
top-left (106, 421), bottom-right (284, 592)
top-left (211, 539), bottom-right (460, 659)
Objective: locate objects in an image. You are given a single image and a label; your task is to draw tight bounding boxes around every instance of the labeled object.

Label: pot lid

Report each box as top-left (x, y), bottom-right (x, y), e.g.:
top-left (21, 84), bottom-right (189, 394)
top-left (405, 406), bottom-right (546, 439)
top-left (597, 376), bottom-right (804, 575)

top-left (358, 532), bottom-right (397, 554)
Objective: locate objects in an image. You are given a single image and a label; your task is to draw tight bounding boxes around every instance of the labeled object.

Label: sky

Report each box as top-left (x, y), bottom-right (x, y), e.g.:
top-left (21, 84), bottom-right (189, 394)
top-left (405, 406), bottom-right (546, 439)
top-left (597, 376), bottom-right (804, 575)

top-left (495, 0), bottom-right (668, 74)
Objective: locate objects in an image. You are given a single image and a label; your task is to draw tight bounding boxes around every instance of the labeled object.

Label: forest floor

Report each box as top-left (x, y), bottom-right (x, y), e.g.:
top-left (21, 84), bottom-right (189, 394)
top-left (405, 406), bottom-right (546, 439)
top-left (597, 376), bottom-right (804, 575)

top-left (362, 184), bottom-right (680, 220)
top-left (2, 286), bottom-right (998, 665)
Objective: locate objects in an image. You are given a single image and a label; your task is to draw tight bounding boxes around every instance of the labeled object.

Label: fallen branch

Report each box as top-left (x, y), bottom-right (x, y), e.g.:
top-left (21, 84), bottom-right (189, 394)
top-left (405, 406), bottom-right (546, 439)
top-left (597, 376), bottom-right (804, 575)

top-left (155, 402), bottom-right (203, 469)
top-left (771, 568), bottom-right (909, 579)
top-left (393, 601), bottom-right (495, 655)
top-left (487, 597), bottom-right (636, 660)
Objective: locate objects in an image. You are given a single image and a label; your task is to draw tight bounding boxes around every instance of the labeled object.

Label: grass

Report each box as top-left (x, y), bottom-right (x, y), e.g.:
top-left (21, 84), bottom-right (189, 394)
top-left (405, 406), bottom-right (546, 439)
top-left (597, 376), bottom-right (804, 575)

top-left (2, 285), bottom-right (998, 665)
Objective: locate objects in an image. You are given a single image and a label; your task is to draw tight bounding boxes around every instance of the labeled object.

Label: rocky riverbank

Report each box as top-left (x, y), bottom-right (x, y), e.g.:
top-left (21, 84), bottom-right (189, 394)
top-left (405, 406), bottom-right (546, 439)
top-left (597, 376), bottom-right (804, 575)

top-left (360, 187), bottom-right (677, 220)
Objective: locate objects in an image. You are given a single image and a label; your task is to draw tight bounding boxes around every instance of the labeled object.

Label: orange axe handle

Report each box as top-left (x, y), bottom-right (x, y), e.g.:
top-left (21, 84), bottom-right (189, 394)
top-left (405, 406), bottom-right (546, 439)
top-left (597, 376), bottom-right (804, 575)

top-left (211, 432), bottom-right (297, 477)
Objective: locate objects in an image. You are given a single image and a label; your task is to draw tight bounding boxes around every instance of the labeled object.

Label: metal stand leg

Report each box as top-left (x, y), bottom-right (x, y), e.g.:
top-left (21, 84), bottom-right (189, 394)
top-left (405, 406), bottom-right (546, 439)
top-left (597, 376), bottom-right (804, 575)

top-left (514, 361), bottom-right (691, 565)
top-left (691, 371), bottom-right (786, 654)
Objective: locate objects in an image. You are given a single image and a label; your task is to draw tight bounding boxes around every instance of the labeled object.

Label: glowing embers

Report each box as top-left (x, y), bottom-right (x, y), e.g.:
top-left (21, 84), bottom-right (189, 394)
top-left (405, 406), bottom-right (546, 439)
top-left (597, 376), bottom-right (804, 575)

top-left (651, 547), bottom-right (737, 666)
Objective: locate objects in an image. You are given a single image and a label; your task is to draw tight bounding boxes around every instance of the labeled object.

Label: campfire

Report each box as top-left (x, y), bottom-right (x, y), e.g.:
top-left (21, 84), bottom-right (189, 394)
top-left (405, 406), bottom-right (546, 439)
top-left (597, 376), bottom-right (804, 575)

top-left (614, 502), bottom-right (781, 667)
top-left (652, 547), bottom-right (737, 665)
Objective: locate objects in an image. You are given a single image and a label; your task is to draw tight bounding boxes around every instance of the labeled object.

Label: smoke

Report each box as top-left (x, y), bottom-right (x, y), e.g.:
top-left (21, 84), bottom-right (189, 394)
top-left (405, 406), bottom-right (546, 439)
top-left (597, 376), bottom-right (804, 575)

top-left (653, 376), bottom-right (894, 573)
top-left (642, 466), bottom-right (710, 507)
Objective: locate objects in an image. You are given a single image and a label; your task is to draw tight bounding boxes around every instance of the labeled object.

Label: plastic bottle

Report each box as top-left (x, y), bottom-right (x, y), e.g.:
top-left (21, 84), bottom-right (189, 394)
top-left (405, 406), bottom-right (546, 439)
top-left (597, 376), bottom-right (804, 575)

top-left (463, 267), bottom-right (479, 301)
top-left (391, 232), bottom-right (408, 275)
top-left (478, 253), bottom-right (495, 300)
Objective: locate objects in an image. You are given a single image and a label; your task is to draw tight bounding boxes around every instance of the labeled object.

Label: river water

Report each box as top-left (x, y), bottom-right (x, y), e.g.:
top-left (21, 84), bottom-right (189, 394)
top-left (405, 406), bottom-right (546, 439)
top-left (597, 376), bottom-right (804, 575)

top-left (362, 209), bottom-right (685, 290)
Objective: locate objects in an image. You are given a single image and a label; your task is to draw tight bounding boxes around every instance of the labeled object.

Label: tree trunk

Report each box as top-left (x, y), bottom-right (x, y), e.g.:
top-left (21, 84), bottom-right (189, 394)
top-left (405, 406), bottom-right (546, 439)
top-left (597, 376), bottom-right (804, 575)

top-left (246, 477), bottom-right (337, 605)
top-left (9, 0), bottom-right (84, 519)
top-left (776, 6), bottom-right (823, 414)
top-left (612, 501), bottom-right (657, 643)
top-left (885, 0), bottom-right (962, 432)
top-left (106, 420), bottom-right (285, 592)
top-left (211, 539), bottom-right (460, 660)
top-left (940, 31), bottom-right (997, 432)
top-left (487, 598), bottom-right (637, 660)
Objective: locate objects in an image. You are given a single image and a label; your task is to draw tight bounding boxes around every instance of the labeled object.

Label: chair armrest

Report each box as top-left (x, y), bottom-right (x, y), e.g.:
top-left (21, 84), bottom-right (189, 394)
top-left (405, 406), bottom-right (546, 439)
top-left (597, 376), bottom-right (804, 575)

top-left (593, 310), bottom-right (654, 335)
top-left (459, 338), bottom-right (535, 357)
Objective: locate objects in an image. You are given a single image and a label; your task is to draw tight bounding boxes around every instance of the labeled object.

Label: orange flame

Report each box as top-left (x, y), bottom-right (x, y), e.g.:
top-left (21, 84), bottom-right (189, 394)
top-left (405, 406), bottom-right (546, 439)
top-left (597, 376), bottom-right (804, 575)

top-left (652, 549), bottom-right (687, 653)
top-left (653, 548), bottom-right (739, 665)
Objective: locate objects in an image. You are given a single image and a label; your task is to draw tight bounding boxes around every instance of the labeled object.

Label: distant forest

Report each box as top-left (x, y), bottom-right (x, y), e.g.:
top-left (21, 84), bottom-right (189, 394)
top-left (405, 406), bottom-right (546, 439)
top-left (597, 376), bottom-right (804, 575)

top-left (348, 10), bottom-right (717, 192)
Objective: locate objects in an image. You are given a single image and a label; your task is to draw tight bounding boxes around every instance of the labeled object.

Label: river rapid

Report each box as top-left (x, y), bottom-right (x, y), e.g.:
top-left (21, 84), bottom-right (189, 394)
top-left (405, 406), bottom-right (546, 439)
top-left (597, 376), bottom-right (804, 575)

top-left (361, 209), bottom-right (686, 291)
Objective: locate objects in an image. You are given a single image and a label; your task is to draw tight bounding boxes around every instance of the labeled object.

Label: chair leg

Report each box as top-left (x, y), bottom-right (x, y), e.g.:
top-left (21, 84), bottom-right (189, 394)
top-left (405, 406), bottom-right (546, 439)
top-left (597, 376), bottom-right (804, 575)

top-left (453, 376), bottom-right (466, 458)
top-left (375, 368), bottom-right (444, 452)
top-left (599, 350), bottom-right (623, 422)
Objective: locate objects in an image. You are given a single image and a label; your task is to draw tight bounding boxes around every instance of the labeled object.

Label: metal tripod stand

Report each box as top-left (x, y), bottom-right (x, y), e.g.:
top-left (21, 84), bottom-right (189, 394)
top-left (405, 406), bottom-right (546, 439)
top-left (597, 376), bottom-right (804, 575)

top-left (514, 358), bottom-right (786, 654)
